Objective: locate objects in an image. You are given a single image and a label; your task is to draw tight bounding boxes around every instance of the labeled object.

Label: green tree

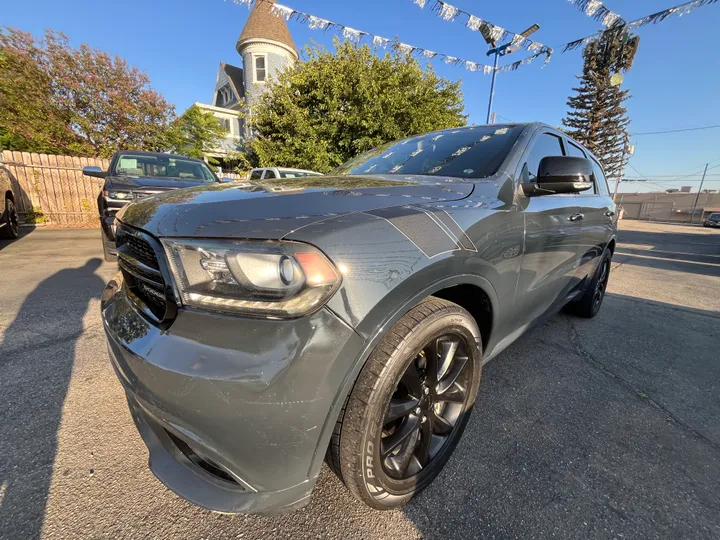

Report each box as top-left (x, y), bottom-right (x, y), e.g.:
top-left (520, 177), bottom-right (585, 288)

top-left (165, 104), bottom-right (231, 162)
top-left (250, 39), bottom-right (466, 173)
top-left (0, 26), bottom-right (174, 157)
top-left (0, 28), bottom-right (87, 154)
top-left (562, 29), bottom-right (640, 181)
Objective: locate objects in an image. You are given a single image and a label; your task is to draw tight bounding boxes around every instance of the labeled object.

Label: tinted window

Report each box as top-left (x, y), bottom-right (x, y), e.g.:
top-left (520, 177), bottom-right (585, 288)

top-left (566, 141), bottom-right (586, 158)
top-left (263, 169), bottom-right (277, 179)
top-left (591, 159), bottom-right (610, 196)
top-left (331, 125), bottom-right (525, 179)
top-left (249, 170), bottom-right (263, 180)
top-left (524, 133), bottom-right (565, 182)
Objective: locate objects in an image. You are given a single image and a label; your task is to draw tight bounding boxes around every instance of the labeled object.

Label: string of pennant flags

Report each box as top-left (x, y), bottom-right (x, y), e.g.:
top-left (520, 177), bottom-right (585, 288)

top-left (229, 0), bottom-right (719, 76)
top-left (567, 0), bottom-right (625, 28)
top-left (562, 0), bottom-right (719, 52)
top-left (411, 0), bottom-right (550, 54)
top-left (229, 0), bottom-right (498, 73)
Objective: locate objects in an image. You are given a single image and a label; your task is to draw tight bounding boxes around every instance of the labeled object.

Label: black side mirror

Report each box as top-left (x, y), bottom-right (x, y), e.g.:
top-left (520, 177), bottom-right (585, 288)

top-left (521, 156), bottom-right (594, 197)
top-left (82, 166), bottom-right (107, 179)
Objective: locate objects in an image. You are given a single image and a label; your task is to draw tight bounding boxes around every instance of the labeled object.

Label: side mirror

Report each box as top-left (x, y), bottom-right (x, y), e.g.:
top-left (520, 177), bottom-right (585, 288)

top-left (219, 177), bottom-right (235, 183)
top-left (521, 156), bottom-right (594, 197)
top-left (82, 166), bottom-right (107, 179)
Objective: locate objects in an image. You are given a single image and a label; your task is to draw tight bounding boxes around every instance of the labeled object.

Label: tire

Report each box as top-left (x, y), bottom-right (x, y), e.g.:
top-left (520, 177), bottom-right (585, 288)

top-left (0, 197), bottom-right (19, 239)
top-left (101, 228), bottom-right (117, 262)
top-left (566, 250), bottom-right (611, 318)
top-left (330, 297), bottom-right (483, 510)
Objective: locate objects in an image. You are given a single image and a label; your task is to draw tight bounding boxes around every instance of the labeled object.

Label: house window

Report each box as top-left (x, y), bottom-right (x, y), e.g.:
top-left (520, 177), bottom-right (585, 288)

top-left (255, 55), bottom-right (266, 82)
top-left (219, 118), bottom-right (231, 133)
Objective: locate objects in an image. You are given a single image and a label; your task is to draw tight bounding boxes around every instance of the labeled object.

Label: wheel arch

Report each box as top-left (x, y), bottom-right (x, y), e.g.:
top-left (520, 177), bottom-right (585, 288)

top-left (308, 273), bottom-right (499, 481)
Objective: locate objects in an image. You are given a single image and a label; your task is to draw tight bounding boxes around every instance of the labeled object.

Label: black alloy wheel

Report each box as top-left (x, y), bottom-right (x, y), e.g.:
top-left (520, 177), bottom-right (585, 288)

top-left (1, 198), bottom-right (19, 239)
top-left (381, 334), bottom-right (471, 480)
top-left (566, 250), bottom-right (612, 318)
top-left (329, 297), bottom-right (483, 510)
top-left (592, 257), bottom-right (610, 311)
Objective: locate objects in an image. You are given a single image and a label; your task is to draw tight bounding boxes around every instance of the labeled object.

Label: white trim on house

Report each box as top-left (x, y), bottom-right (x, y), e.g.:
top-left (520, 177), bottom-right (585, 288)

top-left (236, 37), bottom-right (298, 60)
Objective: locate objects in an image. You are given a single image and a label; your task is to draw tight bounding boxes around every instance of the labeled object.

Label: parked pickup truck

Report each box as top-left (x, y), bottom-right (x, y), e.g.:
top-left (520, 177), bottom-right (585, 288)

top-left (101, 123), bottom-right (617, 513)
top-left (83, 151), bottom-right (232, 261)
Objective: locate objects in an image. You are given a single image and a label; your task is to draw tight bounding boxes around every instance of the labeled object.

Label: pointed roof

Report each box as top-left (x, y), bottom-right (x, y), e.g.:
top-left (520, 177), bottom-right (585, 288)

top-left (237, 0), bottom-right (297, 57)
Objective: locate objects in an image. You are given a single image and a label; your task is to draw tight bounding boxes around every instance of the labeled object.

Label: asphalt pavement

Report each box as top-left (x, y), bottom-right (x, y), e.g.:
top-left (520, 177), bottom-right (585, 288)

top-left (1, 221), bottom-right (719, 539)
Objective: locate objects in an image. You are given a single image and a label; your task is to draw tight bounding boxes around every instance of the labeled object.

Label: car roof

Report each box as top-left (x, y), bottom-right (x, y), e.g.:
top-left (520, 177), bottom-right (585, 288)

top-left (116, 151), bottom-right (205, 163)
top-left (253, 167), bottom-right (321, 174)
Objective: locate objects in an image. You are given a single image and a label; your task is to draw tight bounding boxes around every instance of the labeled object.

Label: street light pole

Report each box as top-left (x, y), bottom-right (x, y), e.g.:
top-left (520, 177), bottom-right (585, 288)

top-left (486, 50), bottom-right (500, 124)
top-left (690, 162), bottom-right (709, 223)
top-left (482, 24), bottom-right (539, 125)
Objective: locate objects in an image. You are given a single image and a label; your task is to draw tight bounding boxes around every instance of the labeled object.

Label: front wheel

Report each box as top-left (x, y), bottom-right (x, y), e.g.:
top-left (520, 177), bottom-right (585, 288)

top-left (329, 297), bottom-right (483, 510)
top-left (0, 197), bottom-right (19, 239)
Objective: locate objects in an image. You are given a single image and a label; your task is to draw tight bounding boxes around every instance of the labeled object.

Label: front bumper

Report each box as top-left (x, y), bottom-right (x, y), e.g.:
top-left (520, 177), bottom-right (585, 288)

top-left (102, 274), bottom-right (363, 513)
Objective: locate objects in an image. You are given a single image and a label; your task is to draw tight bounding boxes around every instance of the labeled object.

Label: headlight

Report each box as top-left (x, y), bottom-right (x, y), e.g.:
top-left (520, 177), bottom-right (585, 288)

top-left (162, 239), bottom-right (341, 318)
top-left (105, 190), bottom-right (132, 200)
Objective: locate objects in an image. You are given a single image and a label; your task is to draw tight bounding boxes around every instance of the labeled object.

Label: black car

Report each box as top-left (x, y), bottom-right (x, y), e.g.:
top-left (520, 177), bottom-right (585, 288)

top-left (703, 212), bottom-right (720, 228)
top-left (83, 151), bottom-right (230, 261)
top-left (102, 123), bottom-right (617, 513)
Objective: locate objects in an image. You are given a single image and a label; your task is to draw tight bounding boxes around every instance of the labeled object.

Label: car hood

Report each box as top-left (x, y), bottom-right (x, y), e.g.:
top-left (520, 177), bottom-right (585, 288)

top-left (107, 175), bottom-right (213, 190)
top-left (117, 174), bottom-right (474, 239)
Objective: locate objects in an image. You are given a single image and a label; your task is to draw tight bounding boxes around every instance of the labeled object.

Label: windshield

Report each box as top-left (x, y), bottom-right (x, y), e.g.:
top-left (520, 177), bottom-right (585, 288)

top-left (112, 154), bottom-right (217, 183)
top-left (710, 213), bottom-right (720, 220)
top-left (330, 125), bottom-right (524, 179)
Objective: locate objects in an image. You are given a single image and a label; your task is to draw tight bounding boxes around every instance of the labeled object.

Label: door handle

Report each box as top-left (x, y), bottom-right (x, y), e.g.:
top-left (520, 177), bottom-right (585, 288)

top-left (605, 211), bottom-right (616, 217)
top-left (568, 213), bottom-right (584, 222)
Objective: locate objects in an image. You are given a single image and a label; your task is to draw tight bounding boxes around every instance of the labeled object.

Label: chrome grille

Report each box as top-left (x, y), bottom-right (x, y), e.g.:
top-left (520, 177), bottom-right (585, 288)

top-left (115, 225), bottom-right (176, 325)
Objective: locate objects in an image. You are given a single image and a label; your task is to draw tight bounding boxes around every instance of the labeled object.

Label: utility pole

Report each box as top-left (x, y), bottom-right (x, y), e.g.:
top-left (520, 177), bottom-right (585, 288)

top-left (689, 163), bottom-right (709, 223)
top-left (612, 177), bottom-right (622, 201)
top-left (483, 24), bottom-right (539, 124)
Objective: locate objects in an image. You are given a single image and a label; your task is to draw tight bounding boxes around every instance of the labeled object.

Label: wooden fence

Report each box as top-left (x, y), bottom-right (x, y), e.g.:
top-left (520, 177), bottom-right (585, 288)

top-left (1, 150), bottom-right (109, 226)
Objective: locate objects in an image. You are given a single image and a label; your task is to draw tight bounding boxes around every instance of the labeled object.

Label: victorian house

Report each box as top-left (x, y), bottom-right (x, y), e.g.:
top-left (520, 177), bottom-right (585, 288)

top-left (193, 0), bottom-right (298, 169)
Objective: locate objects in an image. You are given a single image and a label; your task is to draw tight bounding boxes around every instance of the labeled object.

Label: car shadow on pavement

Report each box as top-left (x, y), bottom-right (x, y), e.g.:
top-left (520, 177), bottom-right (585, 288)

top-left (0, 258), bottom-right (105, 540)
top-left (401, 296), bottom-right (720, 539)
top-left (0, 226), bottom-right (35, 252)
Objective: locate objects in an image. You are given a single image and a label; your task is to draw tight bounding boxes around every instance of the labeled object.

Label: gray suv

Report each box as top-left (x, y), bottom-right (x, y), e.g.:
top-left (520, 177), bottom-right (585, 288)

top-left (102, 123), bottom-right (616, 513)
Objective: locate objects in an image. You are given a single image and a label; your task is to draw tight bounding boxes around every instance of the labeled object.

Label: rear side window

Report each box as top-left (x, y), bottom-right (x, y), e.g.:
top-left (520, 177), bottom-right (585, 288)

top-left (566, 141), bottom-right (586, 158)
top-left (249, 169), bottom-right (263, 180)
top-left (591, 160), bottom-right (611, 196)
top-left (263, 169), bottom-right (277, 179)
top-left (524, 133), bottom-right (565, 182)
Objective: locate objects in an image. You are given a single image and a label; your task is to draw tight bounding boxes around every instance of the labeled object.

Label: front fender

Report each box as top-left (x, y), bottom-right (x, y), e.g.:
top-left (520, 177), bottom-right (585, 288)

top-left (287, 207), bottom-right (520, 482)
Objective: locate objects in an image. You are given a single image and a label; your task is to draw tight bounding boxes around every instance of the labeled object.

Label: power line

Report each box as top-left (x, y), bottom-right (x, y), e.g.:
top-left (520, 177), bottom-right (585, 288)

top-left (625, 159), bottom-right (720, 183)
top-left (631, 124), bottom-right (720, 136)
top-left (625, 164), bottom-right (670, 191)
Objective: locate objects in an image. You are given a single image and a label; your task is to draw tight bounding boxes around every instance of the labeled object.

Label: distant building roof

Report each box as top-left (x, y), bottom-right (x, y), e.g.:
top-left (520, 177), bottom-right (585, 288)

top-left (237, 0), bottom-right (297, 56)
top-left (222, 63), bottom-right (245, 100)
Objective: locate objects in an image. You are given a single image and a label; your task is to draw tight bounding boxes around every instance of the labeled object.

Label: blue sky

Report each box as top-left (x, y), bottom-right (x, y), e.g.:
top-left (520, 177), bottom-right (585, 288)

top-left (4, 0), bottom-right (720, 192)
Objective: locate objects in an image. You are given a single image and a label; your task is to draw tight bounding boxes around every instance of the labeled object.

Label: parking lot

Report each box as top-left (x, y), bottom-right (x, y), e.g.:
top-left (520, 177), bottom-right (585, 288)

top-left (1, 220), bottom-right (719, 540)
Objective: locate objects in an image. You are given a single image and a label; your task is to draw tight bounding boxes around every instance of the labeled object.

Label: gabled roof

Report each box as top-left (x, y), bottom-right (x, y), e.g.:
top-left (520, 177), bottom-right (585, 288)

top-left (222, 63), bottom-right (245, 99)
top-left (237, 0), bottom-right (297, 56)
